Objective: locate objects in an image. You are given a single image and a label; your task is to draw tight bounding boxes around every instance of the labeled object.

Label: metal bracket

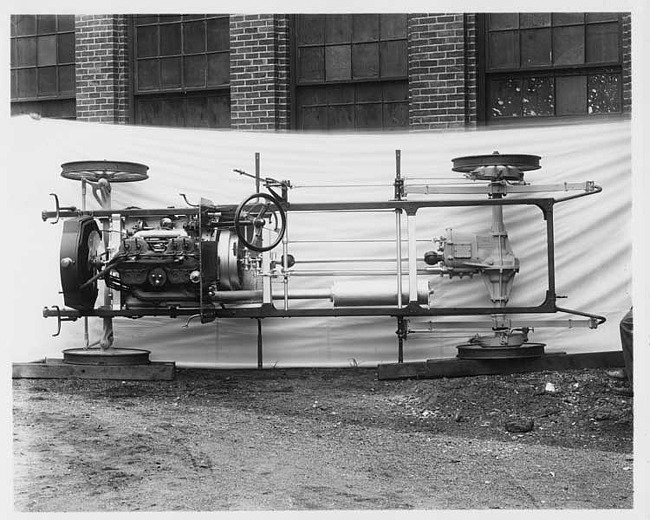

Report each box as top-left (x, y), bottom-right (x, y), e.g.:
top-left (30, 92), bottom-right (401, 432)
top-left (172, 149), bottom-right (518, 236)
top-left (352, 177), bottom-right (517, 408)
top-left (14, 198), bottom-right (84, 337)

top-left (49, 305), bottom-right (78, 336)
top-left (179, 193), bottom-right (199, 207)
top-left (43, 193), bottom-right (77, 224)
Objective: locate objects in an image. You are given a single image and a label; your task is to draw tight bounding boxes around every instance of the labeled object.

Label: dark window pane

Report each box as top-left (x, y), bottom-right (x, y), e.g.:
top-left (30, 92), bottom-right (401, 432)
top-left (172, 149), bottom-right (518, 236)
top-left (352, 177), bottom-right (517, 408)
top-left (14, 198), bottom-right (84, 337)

top-left (161, 57), bottom-right (181, 87)
top-left (207, 52), bottom-right (229, 86)
top-left (138, 59), bottom-right (160, 90)
top-left (523, 76), bottom-right (554, 116)
top-left (185, 96), bottom-right (211, 127)
top-left (489, 78), bottom-right (522, 118)
top-left (357, 83), bottom-right (383, 102)
top-left (15, 68), bottom-right (37, 98)
top-left (161, 98), bottom-right (185, 126)
top-left (302, 106), bottom-right (327, 130)
top-left (488, 31), bottom-right (519, 69)
top-left (383, 81), bottom-right (408, 101)
top-left (160, 23), bottom-right (181, 56)
top-left (209, 94), bottom-right (231, 128)
top-left (586, 23), bottom-right (619, 63)
top-left (184, 55), bottom-right (206, 87)
top-left (488, 13), bottom-right (518, 30)
top-left (137, 25), bottom-right (158, 57)
top-left (298, 47), bottom-right (324, 82)
top-left (135, 98), bottom-right (160, 125)
top-left (327, 84), bottom-right (354, 104)
top-left (12, 15), bottom-right (37, 36)
top-left (521, 28), bottom-right (551, 67)
top-left (356, 103), bottom-right (382, 128)
top-left (182, 15), bottom-right (203, 21)
top-left (297, 15), bottom-right (324, 45)
top-left (207, 17), bottom-right (229, 51)
top-left (37, 35), bottom-right (57, 66)
top-left (58, 32), bottom-right (75, 64)
top-left (297, 86), bottom-right (327, 106)
top-left (183, 21), bottom-right (206, 54)
top-left (383, 102), bottom-right (408, 128)
top-left (553, 13), bottom-right (585, 26)
top-left (588, 73), bottom-right (621, 113)
top-left (380, 14), bottom-right (407, 39)
top-left (380, 40), bottom-right (407, 77)
top-left (353, 14), bottom-right (379, 42)
top-left (352, 43), bottom-right (379, 79)
top-left (10, 70), bottom-right (17, 98)
top-left (586, 13), bottom-right (619, 23)
top-left (38, 66), bottom-right (57, 95)
top-left (520, 13), bottom-right (551, 28)
top-left (57, 15), bottom-right (75, 32)
top-left (325, 45), bottom-right (351, 81)
top-left (326, 15), bottom-right (351, 43)
top-left (13, 37), bottom-right (37, 66)
top-left (328, 105), bottom-right (354, 129)
top-left (137, 15), bottom-right (158, 25)
top-left (136, 93), bottom-right (230, 128)
top-left (37, 15), bottom-right (57, 34)
top-left (553, 25), bottom-right (585, 65)
top-left (556, 75), bottom-right (587, 115)
top-left (11, 98), bottom-right (76, 119)
top-left (161, 15), bottom-right (182, 22)
top-left (59, 64), bottom-right (75, 94)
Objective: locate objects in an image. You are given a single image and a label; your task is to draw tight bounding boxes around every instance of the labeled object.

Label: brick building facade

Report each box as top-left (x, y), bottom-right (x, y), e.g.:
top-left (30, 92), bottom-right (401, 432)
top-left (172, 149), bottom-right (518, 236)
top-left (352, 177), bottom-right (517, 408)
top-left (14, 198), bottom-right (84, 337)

top-left (10, 13), bottom-right (632, 130)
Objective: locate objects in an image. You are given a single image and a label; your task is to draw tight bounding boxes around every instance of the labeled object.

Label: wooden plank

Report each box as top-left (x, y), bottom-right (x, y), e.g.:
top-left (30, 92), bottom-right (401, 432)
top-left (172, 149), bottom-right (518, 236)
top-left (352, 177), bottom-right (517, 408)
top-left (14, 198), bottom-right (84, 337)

top-left (377, 351), bottom-right (624, 380)
top-left (12, 359), bottom-right (176, 381)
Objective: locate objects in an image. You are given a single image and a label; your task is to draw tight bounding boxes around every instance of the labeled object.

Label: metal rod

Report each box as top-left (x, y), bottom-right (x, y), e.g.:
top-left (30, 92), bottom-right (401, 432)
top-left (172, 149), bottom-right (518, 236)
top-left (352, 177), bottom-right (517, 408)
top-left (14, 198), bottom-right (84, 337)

top-left (255, 152), bottom-right (260, 193)
top-left (257, 318), bottom-right (263, 369)
top-left (396, 211), bottom-right (403, 308)
top-left (43, 303), bottom-right (568, 319)
top-left (405, 181), bottom-right (598, 195)
top-left (295, 257), bottom-right (410, 264)
top-left (289, 238), bottom-right (432, 244)
top-left (42, 194), bottom-right (591, 222)
top-left (287, 269), bottom-right (439, 277)
top-left (546, 207), bottom-right (556, 299)
top-left (406, 318), bottom-right (596, 332)
top-left (282, 213), bottom-right (289, 311)
top-left (407, 214), bottom-right (418, 303)
top-left (397, 317), bottom-right (404, 363)
top-left (395, 149), bottom-right (403, 309)
top-left (288, 209), bottom-right (396, 214)
top-left (292, 183), bottom-right (391, 189)
top-left (83, 317), bottom-right (89, 348)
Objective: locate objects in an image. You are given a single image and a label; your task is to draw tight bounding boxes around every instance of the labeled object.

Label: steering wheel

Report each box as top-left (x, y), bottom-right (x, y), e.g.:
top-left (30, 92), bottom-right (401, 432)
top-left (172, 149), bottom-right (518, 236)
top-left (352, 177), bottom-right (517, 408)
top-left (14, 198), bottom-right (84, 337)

top-left (234, 192), bottom-right (287, 252)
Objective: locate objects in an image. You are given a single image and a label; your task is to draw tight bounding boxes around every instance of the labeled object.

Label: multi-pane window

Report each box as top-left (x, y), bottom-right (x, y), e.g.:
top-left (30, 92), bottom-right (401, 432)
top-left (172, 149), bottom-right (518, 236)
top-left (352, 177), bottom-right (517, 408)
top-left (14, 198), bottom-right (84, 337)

top-left (294, 14), bottom-right (409, 130)
top-left (10, 15), bottom-right (76, 118)
top-left (132, 14), bottom-right (231, 128)
top-left (482, 13), bottom-right (623, 121)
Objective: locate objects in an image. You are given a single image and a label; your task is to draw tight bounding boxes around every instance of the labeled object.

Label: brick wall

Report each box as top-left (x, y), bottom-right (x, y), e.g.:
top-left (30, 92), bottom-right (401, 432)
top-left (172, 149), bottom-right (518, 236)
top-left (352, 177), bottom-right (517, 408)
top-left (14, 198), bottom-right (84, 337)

top-left (230, 14), bottom-right (291, 130)
top-left (75, 15), bottom-right (130, 123)
top-left (463, 14), bottom-right (478, 125)
top-left (408, 14), bottom-right (469, 130)
top-left (621, 13), bottom-right (632, 114)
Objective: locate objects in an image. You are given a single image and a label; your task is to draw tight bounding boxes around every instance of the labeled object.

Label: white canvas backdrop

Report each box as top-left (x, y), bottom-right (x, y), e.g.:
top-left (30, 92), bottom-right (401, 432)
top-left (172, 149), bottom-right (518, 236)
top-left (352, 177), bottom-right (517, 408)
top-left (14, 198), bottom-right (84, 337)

top-left (6, 116), bottom-right (631, 367)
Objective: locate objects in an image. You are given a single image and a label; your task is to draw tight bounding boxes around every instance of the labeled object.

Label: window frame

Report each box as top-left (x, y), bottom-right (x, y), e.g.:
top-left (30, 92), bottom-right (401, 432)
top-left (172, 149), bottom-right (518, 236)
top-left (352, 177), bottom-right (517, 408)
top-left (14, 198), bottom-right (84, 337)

top-left (290, 13), bottom-right (409, 131)
top-left (129, 14), bottom-right (231, 128)
top-left (10, 14), bottom-right (76, 103)
top-left (477, 12), bottom-right (625, 124)
top-left (132, 14), bottom-right (231, 95)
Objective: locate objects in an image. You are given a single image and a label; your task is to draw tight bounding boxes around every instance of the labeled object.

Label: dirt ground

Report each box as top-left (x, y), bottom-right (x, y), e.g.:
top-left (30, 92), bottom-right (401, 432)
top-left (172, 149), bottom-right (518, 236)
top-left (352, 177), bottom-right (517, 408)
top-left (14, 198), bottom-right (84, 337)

top-left (12, 366), bottom-right (633, 512)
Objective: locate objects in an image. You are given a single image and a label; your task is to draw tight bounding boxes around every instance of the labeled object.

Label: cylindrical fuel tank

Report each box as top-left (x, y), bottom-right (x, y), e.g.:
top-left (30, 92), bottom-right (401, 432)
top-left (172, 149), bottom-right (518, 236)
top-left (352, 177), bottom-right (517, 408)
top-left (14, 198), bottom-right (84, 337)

top-left (331, 279), bottom-right (432, 307)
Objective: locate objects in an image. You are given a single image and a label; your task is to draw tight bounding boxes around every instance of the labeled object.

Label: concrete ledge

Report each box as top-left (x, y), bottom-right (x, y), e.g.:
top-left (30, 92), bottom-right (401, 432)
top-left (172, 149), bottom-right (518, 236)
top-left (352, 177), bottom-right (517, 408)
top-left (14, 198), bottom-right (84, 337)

top-left (12, 358), bottom-right (175, 381)
top-left (377, 351), bottom-right (624, 380)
